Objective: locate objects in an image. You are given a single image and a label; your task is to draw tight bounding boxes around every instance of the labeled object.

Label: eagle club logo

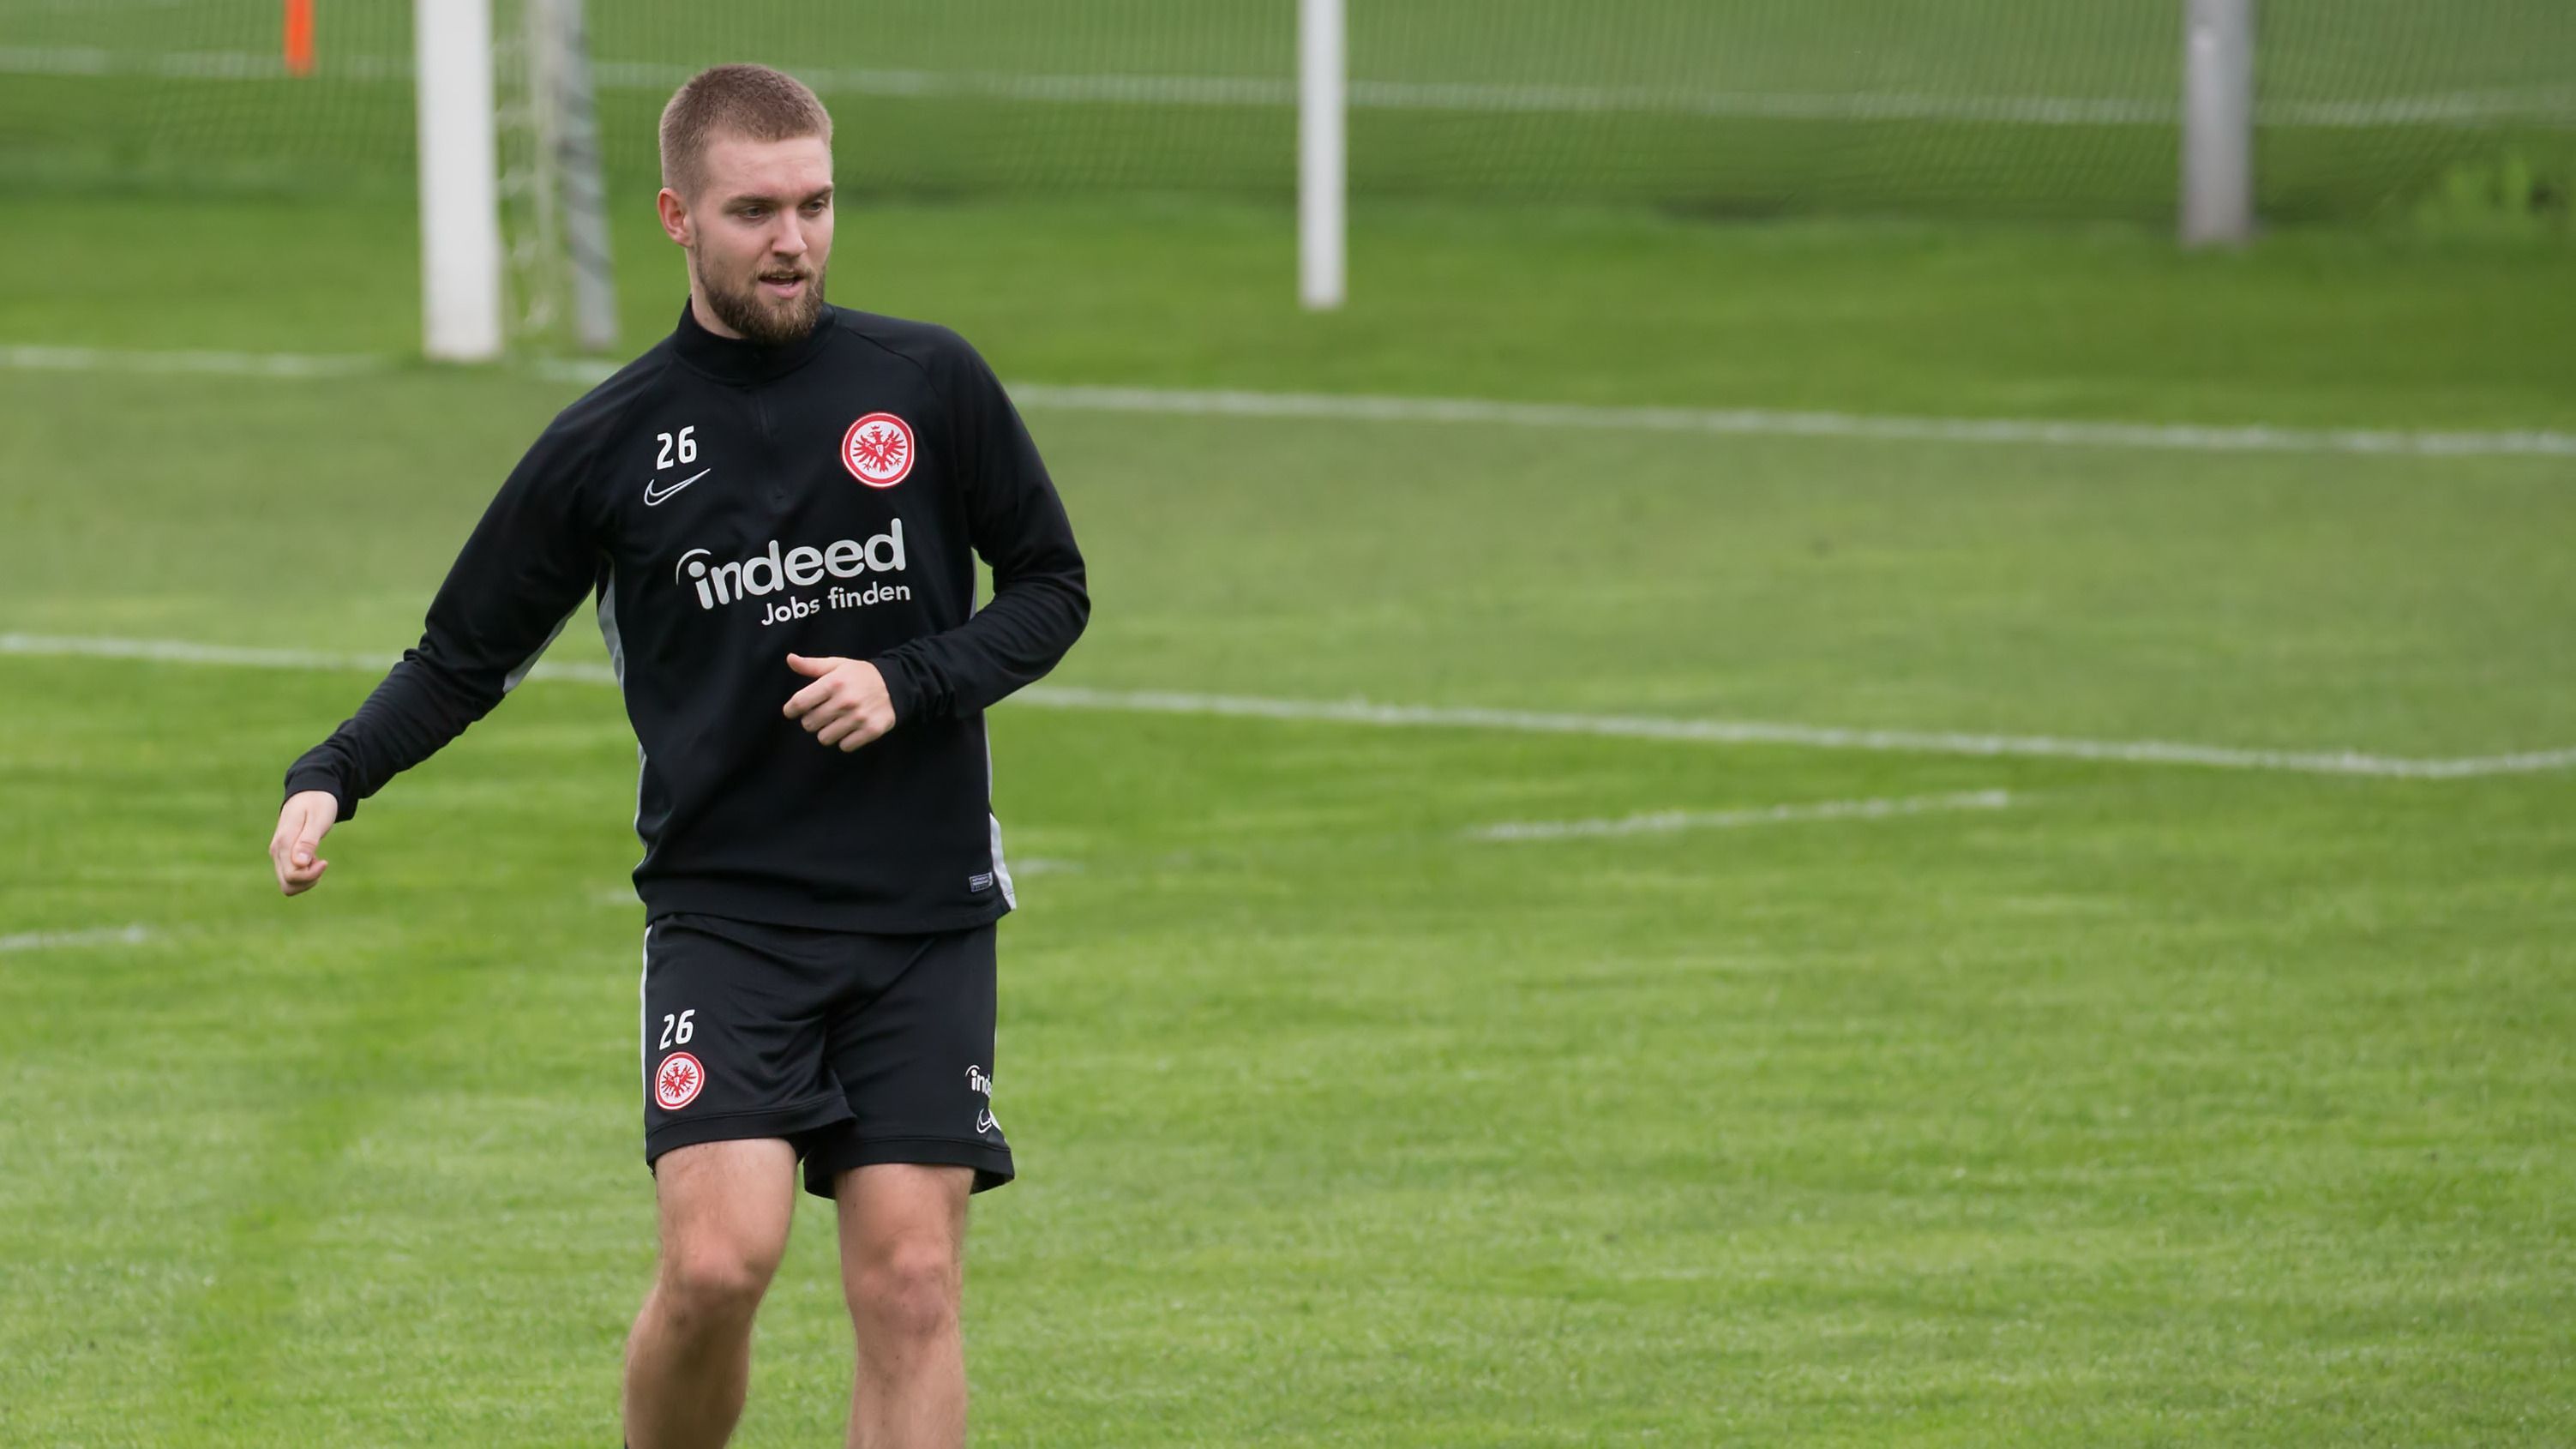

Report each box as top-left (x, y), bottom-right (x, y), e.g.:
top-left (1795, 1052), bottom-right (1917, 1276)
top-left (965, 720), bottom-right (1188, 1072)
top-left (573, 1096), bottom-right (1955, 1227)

top-left (842, 412), bottom-right (915, 488)
top-left (655, 1052), bottom-right (705, 1111)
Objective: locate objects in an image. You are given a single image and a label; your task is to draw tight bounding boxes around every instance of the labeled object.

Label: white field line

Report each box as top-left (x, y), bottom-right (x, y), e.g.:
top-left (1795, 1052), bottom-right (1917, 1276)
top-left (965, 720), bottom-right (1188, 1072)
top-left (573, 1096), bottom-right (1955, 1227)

top-left (1005, 384), bottom-right (2576, 460)
top-left (0, 632), bottom-right (621, 686)
top-left (19, 346), bottom-right (2569, 462)
top-left (0, 343), bottom-right (387, 379)
top-left (1010, 685), bottom-right (2576, 780)
top-left (1011, 857), bottom-right (1086, 875)
top-left (5, 46), bottom-right (2570, 129)
top-left (0, 923), bottom-right (152, 953)
top-left (1470, 788), bottom-right (2014, 841)
top-left (7, 633), bottom-right (2573, 781)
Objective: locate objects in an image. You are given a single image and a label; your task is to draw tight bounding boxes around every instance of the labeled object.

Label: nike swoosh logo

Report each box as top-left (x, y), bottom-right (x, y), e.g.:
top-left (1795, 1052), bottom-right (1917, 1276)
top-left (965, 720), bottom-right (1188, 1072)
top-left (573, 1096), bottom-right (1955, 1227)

top-left (641, 467), bottom-right (711, 507)
top-left (976, 1109), bottom-right (1000, 1135)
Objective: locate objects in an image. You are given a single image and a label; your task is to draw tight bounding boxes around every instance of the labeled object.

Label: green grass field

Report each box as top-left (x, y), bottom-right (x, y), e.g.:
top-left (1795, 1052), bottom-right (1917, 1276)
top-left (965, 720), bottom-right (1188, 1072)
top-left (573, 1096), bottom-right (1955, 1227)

top-left (5, 115), bottom-right (2576, 1449)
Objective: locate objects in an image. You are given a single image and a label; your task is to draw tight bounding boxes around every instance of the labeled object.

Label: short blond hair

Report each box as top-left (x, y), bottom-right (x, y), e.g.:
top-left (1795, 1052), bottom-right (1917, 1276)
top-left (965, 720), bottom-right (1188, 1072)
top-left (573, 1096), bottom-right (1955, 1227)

top-left (658, 63), bottom-right (832, 199)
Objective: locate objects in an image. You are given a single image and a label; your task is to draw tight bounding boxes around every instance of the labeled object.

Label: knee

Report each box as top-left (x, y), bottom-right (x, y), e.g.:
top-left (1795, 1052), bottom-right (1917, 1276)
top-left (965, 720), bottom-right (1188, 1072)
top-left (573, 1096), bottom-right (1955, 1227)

top-left (846, 1240), bottom-right (959, 1344)
top-left (658, 1239), bottom-right (778, 1328)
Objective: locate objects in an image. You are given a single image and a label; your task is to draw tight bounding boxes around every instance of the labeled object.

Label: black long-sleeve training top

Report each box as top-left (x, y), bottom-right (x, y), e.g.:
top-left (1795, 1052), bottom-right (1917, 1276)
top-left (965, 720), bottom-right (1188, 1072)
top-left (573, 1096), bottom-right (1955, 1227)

top-left (285, 301), bottom-right (1089, 931)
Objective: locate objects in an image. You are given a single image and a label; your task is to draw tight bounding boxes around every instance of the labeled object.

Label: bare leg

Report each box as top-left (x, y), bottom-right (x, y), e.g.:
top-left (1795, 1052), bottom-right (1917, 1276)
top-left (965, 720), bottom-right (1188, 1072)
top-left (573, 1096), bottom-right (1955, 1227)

top-left (624, 1139), bottom-right (798, 1449)
top-left (836, 1163), bottom-right (974, 1449)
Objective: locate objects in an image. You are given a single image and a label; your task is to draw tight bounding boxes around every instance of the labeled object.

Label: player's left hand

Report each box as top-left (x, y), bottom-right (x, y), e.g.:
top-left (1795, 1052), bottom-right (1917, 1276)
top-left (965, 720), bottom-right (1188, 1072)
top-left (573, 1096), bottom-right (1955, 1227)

top-left (783, 653), bottom-right (898, 751)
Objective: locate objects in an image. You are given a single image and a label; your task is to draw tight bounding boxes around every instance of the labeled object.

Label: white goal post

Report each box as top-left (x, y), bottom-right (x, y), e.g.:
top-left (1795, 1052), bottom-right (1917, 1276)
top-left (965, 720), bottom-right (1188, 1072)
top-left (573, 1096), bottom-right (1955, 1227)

top-left (415, 0), bottom-right (503, 360)
top-left (1288, 0), bottom-right (2261, 294)
top-left (2181, 0), bottom-right (2256, 246)
top-left (1298, 0), bottom-right (1346, 311)
top-left (414, 0), bottom-right (617, 360)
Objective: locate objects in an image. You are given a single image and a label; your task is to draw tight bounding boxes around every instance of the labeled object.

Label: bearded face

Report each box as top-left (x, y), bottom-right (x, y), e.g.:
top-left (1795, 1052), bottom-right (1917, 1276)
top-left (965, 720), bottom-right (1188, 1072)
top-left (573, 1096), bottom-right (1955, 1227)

top-left (664, 131), bottom-right (836, 346)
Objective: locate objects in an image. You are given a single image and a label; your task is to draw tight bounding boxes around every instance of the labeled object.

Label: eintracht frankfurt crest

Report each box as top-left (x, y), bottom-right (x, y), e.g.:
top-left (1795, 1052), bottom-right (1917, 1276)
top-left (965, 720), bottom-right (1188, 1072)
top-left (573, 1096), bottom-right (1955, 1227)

top-left (655, 1051), bottom-right (705, 1110)
top-left (842, 412), bottom-right (915, 488)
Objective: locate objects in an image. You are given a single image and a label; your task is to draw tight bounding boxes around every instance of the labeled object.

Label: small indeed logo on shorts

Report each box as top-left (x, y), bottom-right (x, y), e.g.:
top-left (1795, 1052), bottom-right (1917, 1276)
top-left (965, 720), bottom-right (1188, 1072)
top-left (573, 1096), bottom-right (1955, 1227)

top-left (966, 1063), bottom-right (1000, 1135)
top-left (655, 1052), bottom-right (705, 1111)
top-left (842, 412), bottom-right (915, 489)
top-left (968, 871), bottom-right (995, 893)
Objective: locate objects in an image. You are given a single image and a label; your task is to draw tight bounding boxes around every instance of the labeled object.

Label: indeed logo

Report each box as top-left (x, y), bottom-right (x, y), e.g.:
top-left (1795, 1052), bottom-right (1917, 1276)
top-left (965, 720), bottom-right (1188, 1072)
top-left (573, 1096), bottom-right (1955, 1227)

top-left (675, 521), bottom-right (907, 610)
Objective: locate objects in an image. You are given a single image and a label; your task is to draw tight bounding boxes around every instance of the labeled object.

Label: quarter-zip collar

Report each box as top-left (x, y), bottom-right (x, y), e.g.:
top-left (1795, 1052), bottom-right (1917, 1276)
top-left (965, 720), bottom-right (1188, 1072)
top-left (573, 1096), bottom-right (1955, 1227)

top-left (670, 295), bottom-right (834, 385)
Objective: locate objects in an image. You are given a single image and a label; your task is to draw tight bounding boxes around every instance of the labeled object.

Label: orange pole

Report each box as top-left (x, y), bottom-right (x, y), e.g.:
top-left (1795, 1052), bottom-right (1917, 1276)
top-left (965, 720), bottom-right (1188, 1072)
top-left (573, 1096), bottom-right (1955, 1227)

top-left (284, 0), bottom-right (314, 76)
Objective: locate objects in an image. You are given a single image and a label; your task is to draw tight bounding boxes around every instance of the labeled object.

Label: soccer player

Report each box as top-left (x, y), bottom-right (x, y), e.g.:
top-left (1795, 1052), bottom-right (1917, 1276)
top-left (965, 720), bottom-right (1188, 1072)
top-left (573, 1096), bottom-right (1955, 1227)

top-left (264, 64), bottom-right (1087, 1449)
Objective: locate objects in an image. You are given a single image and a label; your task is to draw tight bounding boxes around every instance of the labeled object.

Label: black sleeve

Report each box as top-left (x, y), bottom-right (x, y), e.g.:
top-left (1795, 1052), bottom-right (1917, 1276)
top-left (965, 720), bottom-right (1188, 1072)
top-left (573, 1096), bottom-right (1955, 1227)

top-left (281, 422), bottom-right (603, 821)
top-left (869, 339), bottom-right (1090, 724)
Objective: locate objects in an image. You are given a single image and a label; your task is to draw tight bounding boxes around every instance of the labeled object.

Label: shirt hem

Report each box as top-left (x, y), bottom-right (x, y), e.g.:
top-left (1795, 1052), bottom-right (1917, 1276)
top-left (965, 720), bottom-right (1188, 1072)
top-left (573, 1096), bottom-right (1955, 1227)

top-left (636, 880), bottom-right (1012, 934)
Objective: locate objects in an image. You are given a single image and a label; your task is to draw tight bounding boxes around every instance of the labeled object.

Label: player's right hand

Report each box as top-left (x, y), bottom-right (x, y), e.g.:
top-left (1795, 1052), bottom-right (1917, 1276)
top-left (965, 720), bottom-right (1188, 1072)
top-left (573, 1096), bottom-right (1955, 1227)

top-left (270, 790), bottom-right (340, 897)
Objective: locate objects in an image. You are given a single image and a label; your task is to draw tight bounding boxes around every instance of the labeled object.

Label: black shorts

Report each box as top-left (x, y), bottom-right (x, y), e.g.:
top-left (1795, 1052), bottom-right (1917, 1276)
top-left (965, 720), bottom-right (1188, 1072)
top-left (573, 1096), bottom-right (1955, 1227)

top-left (639, 912), bottom-right (1013, 1198)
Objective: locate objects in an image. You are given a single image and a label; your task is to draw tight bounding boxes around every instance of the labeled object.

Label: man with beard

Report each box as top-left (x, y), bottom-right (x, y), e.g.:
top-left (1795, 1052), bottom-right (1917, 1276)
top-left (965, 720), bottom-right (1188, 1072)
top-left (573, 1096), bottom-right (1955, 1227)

top-left (265, 64), bottom-right (1088, 1449)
